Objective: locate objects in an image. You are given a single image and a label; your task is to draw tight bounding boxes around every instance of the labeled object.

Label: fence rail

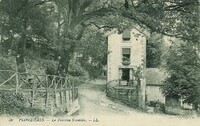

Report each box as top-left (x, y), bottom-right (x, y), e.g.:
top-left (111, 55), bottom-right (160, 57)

top-left (0, 70), bottom-right (79, 114)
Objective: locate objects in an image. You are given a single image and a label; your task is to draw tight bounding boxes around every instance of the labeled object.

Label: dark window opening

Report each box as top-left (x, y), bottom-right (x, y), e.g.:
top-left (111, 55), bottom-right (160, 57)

top-left (120, 68), bottom-right (130, 86)
top-left (122, 54), bottom-right (130, 62)
top-left (122, 69), bottom-right (130, 81)
top-left (122, 48), bottom-right (131, 62)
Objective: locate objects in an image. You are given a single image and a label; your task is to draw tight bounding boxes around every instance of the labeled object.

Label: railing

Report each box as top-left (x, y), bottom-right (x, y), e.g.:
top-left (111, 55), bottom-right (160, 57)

top-left (119, 79), bottom-right (134, 87)
top-left (106, 79), bottom-right (139, 107)
top-left (0, 70), bottom-right (79, 114)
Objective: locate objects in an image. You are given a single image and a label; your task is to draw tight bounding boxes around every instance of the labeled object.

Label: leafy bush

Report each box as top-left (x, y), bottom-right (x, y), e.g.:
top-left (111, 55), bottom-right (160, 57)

top-left (0, 55), bottom-right (15, 70)
top-left (0, 91), bottom-right (45, 116)
top-left (25, 58), bottom-right (58, 75)
top-left (68, 60), bottom-right (89, 84)
top-left (147, 101), bottom-right (165, 113)
top-left (0, 91), bottom-right (25, 115)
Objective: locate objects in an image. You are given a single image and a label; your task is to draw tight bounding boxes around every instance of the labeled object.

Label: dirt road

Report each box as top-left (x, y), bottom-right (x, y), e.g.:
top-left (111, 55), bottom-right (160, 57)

top-left (73, 79), bottom-right (200, 126)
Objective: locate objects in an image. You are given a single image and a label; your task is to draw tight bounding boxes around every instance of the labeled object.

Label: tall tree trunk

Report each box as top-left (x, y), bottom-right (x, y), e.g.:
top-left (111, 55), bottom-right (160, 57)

top-left (16, 33), bottom-right (26, 72)
top-left (16, 14), bottom-right (27, 72)
top-left (57, 42), bottom-right (76, 77)
top-left (0, 18), bottom-right (3, 43)
top-left (56, 26), bottom-right (85, 77)
top-left (194, 102), bottom-right (198, 111)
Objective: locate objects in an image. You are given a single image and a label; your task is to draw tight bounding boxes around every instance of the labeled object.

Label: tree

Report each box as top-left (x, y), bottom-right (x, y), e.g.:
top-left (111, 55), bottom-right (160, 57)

top-left (0, 0), bottom-right (54, 72)
top-left (162, 41), bottom-right (200, 110)
top-left (76, 28), bottom-right (107, 79)
top-left (118, 0), bottom-right (199, 44)
top-left (0, 0), bottom-right (132, 76)
top-left (43, 0), bottom-right (116, 76)
top-left (1, 0), bottom-right (198, 78)
top-left (146, 32), bottom-right (164, 68)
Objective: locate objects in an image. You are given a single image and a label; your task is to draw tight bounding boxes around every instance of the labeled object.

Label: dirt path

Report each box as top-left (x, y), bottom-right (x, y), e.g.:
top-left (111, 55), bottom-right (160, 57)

top-left (72, 79), bottom-right (200, 126)
top-left (77, 79), bottom-right (131, 116)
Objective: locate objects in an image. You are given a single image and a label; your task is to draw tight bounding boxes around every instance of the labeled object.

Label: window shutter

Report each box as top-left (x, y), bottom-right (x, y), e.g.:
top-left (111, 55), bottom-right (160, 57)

top-left (122, 30), bottom-right (130, 40)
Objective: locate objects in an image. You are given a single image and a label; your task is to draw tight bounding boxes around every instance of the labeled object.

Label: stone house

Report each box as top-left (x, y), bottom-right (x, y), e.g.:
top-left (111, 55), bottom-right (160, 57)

top-left (106, 28), bottom-right (146, 108)
top-left (106, 28), bottom-right (169, 108)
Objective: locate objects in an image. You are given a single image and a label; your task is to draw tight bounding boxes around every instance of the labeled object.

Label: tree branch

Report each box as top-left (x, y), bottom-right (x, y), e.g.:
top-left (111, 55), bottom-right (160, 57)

top-left (87, 22), bottom-right (116, 29)
top-left (33, 0), bottom-right (53, 6)
top-left (121, 11), bottom-right (183, 39)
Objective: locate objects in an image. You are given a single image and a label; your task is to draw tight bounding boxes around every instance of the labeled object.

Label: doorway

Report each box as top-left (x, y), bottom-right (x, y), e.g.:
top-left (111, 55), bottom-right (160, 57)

top-left (120, 68), bottom-right (130, 86)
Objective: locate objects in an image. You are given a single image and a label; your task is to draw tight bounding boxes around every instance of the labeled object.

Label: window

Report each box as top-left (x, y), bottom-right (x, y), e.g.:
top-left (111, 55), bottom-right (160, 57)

top-left (122, 48), bottom-right (131, 62)
top-left (122, 30), bottom-right (130, 40)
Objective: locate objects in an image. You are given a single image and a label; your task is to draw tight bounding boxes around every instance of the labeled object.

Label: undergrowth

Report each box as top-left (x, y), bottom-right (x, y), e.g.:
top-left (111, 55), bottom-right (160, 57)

top-left (0, 91), bottom-right (46, 116)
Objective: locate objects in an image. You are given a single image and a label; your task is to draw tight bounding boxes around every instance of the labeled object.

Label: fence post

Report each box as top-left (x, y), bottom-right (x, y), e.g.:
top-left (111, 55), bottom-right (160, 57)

top-left (72, 81), bottom-right (74, 101)
top-left (54, 76), bottom-right (57, 108)
top-left (64, 78), bottom-right (67, 106)
top-left (60, 78), bottom-right (63, 105)
top-left (15, 72), bottom-right (18, 93)
top-left (45, 75), bottom-right (49, 107)
top-left (68, 79), bottom-right (71, 100)
top-left (45, 89), bottom-right (49, 108)
top-left (31, 79), bottom-right (36, 108)
top-left (76, 88), bottom-right (78, 99)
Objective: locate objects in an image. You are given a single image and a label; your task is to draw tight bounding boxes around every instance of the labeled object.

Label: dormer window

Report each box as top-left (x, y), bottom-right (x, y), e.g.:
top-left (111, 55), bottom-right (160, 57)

top-left (122, 30), bottom-right (130, 41)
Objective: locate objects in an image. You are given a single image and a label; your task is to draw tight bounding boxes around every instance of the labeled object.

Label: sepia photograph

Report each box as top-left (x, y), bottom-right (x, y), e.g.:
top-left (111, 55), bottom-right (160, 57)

top-left (0, 0), bottom-right (199, 126)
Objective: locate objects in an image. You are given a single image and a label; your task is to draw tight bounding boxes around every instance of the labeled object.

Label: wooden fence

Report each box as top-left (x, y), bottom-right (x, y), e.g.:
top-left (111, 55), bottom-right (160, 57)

top-left (0, 70), bottom-right (79, 115)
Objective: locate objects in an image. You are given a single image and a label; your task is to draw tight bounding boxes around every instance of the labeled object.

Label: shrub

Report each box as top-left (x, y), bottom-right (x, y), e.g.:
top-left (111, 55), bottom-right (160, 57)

top-left (0, 91), bottom-right (25, 115)
top-left (0, 55), bottom-right (15, 70)
top-left (0, 91), bottom-right (45, 116)
top-left (68, 60), bottom-right (89, 84)
top-left (147, 101), bottom-right (165, 113)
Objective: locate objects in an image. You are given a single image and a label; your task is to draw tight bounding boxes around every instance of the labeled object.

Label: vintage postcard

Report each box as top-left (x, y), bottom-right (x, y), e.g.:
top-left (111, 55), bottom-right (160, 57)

top-left (0, 0), bottom-right (200, 126)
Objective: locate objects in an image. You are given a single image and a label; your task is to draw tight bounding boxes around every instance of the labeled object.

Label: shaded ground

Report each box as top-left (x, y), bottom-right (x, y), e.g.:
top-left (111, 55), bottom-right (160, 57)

top-left (69, 79), bottom-right (200, 126)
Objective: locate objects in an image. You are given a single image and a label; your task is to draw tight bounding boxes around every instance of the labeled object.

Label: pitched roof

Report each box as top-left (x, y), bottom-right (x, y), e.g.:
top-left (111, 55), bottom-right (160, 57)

top-left (146, 68), bottom-right (166, 85)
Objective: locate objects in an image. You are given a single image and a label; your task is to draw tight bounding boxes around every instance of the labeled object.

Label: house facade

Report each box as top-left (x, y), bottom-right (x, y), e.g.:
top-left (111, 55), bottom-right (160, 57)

top-left (106, 28), bottom-right (146, 108)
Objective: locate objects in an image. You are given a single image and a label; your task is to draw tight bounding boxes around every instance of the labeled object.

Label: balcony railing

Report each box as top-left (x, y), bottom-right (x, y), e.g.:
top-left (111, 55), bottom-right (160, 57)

top-left (119, 79), bottom-right (134, 87)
